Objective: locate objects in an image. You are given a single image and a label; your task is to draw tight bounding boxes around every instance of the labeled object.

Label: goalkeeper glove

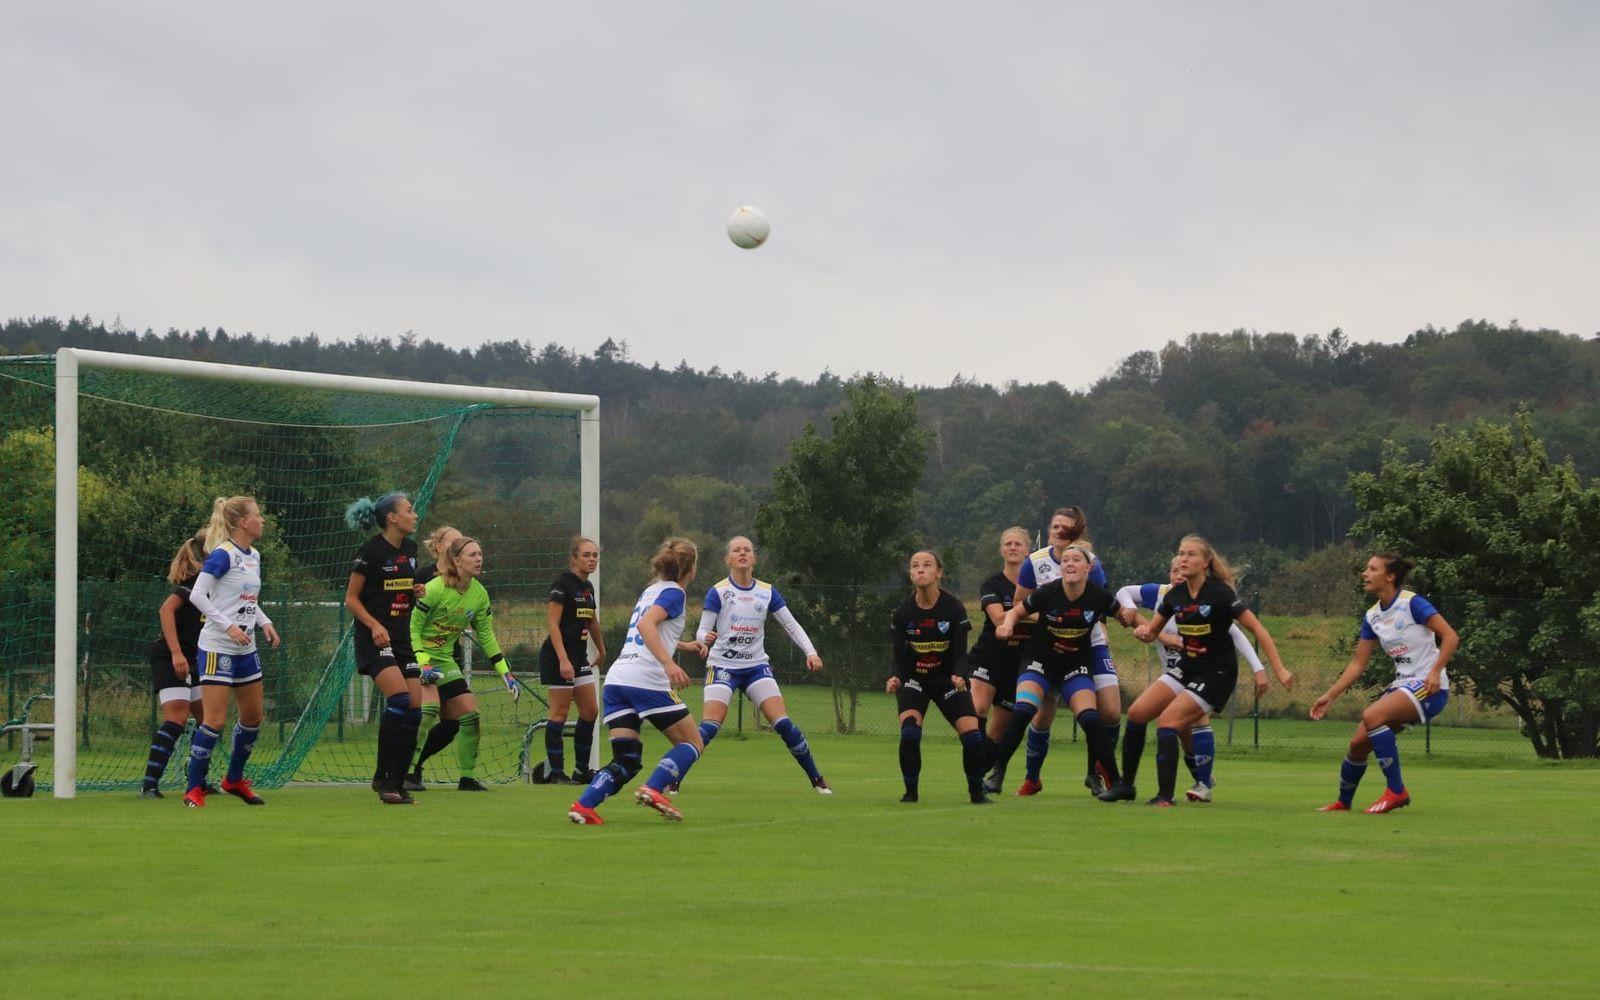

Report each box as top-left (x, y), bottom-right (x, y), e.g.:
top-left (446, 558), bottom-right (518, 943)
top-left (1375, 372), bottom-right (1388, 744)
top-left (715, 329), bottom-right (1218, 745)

top-left (503, 672), bottom-right (521, 702)
top-left (420, 667), bottom-right (442, 685)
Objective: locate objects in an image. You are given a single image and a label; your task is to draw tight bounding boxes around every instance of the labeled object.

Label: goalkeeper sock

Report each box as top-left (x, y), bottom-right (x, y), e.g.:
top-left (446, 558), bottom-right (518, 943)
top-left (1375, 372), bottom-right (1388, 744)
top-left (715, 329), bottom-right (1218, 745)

top-left (1367, 726), bottom-right (1404, 793)
top-left (187, 724), bottom-right (220, 792)
top-left (1024, 724), bottom-right (1051, 782)
top-left (455, 711), bottom-right (482, 779)
top-left (545, 720), bottom-right (566, 773)
top-left (573, 717), bottom-right (595, 772)
top-left (225, 723), bottom-right (259, 784)
top-left (645, 741), bottom-right (701, 792)
top-left (772, 716), bottom-right (821, 782)
top-left (144, 720), bottom-right (185, 789)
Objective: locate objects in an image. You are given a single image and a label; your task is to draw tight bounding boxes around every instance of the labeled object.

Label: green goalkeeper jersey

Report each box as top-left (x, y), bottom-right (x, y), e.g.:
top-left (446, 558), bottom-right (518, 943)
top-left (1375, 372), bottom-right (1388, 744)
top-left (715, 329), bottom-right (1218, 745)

top-left (411, 576), bottom-right (509, 675)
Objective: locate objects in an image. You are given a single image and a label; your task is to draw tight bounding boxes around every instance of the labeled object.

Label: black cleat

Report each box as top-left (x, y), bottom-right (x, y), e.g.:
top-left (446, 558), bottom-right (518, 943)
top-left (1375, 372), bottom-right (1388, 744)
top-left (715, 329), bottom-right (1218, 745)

top-left (571, 768), bottom-right (596, 784)
top-left (969, 791), bottom-right (994, 805)
top-left (1085, 771), bottom-right (1108, 796)
top-left (139, 786), bottom-right (163, 799)
top-left (378, 787), bottom-right (410, 805)
top-left (458, 777), bottom-right (488, 792)
top-left (1145, 795), bottom-right (1176, 808)
top-left (899, 790), bottom-right (919, 803)
top-left (982, 771), bottom-right (1004, 795)
top-left (403, 769), bottom-right (426, 792)
top-left (1098, 781), bottom-right (1137, 803)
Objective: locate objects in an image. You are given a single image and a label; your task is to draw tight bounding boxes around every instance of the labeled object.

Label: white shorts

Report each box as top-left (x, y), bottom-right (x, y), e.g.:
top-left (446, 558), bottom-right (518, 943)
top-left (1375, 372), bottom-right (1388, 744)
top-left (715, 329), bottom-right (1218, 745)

top-left (158, 686), bottom-right (202, 705)
top-left (703, 664), bottom-right (782, 707)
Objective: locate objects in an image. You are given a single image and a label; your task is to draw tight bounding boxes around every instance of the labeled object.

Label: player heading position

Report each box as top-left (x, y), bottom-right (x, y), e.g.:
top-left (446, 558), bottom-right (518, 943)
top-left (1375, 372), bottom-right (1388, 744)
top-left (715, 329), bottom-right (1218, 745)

top-left (1101, 535), bottom-right (1288, 806)
top-left (183, 496), bottom-right (281, 808)
top-left (344, 492), bottom-right (424, 805)
top-left (140, 531), bottom-right (209, 797)
top-left (887, 550), bottom-right (991, 805)
top-left (535, 535), bottom-right (605, 785)
top-left (687, 536), bottom-right (829, 793)
top-left (1311, 553), bottom-right (1459, 814)
top-left (409, 535), bottom-right (521, 791)
top-left (568, 538), bottom-right (707, 825)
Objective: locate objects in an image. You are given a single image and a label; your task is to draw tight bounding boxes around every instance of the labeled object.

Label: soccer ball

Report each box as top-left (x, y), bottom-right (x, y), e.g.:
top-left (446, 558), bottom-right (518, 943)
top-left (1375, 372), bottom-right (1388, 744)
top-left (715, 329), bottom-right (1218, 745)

top-left (726, 205), bottom-right (770, 249)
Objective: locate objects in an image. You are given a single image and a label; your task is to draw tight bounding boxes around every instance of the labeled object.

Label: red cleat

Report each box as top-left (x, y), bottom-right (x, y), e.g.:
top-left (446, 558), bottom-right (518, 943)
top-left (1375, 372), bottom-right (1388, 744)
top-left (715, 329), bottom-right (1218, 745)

top-left (183, 787), bottom-right (206, 809)
top-left (1015, 778), bottom-right (1043, 797)
top-left (220, 777), bottom-right (265, 805)
top-left (1317, 800), bottom-right (1351, 812)
top-left (635, 785), bottom-right (683, 821)
top-left (567, 802), bottom-right (604, 825)
top-left (1364, 788), bottom-right (1411, 814)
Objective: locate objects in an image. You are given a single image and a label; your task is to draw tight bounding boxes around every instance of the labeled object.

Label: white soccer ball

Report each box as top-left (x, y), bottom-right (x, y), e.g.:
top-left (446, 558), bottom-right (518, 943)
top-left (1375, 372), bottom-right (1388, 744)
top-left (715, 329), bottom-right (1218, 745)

top-left (726, 205), bottom-right (770, 249)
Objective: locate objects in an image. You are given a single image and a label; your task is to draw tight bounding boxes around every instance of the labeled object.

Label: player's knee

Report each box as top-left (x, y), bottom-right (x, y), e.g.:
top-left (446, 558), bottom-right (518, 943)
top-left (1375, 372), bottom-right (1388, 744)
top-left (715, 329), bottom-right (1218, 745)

top-left (385, 692), bottom-right (411, 715)
top-left (900, 720), bottom-right (923, 742)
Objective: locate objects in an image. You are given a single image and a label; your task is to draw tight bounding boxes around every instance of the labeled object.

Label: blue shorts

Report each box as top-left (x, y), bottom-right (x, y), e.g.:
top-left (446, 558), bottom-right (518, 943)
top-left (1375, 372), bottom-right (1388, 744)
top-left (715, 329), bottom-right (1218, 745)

top-left (1017, 666), bottom-right (1098, 705)
top-left (1389, 678), bottom-right (1449, 724)
top-left (602, 683), bottom-right (690, 727)
top-left (197, 648), bottom-right (262, 686)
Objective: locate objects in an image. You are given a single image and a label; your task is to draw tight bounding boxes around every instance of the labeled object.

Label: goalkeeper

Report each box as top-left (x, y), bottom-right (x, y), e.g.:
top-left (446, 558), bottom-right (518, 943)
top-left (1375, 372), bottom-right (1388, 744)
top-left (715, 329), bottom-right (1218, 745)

top-left (407, 535), bottom-right (521, 791)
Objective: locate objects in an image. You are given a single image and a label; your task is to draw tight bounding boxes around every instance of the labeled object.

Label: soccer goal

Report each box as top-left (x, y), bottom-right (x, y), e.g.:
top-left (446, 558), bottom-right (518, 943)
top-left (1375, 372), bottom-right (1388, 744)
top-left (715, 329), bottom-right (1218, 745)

top-left (0, 348), bottom-right (598, 798)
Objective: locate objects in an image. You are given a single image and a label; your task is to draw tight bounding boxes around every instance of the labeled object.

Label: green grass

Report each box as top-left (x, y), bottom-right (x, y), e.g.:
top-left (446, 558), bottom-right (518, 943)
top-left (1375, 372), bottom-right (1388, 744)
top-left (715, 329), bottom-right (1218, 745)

top-left (5, 735), bottom-right (1598, 997)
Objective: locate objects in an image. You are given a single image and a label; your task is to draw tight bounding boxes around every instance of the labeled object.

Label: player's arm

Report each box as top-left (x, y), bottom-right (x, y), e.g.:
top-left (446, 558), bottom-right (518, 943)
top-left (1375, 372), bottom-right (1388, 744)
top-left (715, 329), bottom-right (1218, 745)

top-left (768, 588), bottom-right (821, 670)
top-left (188, 549), bottom-right (249, 646)
top-left (1413, 596), bottom-right (1458, 696)
top-left (886, 612), bottom-right (911, 692)
top-left (948, 613), bottom-right (972, 691)
top-left (159, 592), bottom-right (190, 680)
top-left (1228, 622), bottom-right (1270, 696)
top-left (411, 583), bottom-right (437, 679)
top-left (996, 588), bottom-right (1038, 640)
top-left (1311, 638), bottom-right (1377, 719)
top-left (344, 568), bottom-right (387, 647)
top-left (692, 589), bottom-right (721, 657)
top-left (470, 593), bottom-right (516, 693)
top-left (1133, 609), bottom-right (1169, 643)
top-left (1234, 609), bottom-right (1287, 688)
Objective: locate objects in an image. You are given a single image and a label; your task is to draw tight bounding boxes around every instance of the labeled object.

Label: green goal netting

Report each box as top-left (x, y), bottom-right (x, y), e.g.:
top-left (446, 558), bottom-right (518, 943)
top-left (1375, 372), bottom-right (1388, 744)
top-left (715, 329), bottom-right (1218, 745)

top-left (1, 352), bottom-right (592, 794)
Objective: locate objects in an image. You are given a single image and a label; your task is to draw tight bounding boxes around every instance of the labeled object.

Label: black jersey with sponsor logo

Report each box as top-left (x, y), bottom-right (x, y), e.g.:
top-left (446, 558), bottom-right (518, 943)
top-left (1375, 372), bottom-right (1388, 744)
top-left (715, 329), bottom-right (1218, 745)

top-left (890, 590), bottom-right (972, 681)
top-left (1157, 577), bottom-right (1246, 671)
top-left (351, 534), bottom-right (420, 655)
top-left (969, 570), bottom-right (1030, 668)
top-left (542, 570), bottom-right (597, 666)
top-left (1020, 579), bottom-right (1120, 676)
top-left (148, 573), bottom-right (203, 659)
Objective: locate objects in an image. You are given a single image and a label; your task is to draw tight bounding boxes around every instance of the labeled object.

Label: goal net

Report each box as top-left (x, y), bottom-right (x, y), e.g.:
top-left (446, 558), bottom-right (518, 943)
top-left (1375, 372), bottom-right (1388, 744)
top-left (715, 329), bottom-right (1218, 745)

top-left (0, 349), bottom-right (598, 797)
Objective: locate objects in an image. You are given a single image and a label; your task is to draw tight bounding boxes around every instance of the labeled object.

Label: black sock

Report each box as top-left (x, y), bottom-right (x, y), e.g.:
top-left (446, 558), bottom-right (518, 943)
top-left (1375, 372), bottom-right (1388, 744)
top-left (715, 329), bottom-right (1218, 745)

top-left (960, 729), bottom-right (988, 796)
top-left (415, 718), bottom-right (460, 771)
top-left (1156, 727), bottom-right (1181, 800)
top-left (1076, 709), bottom-right (1119, 785)
top-left (143, 720), bottom-right (185, 788)
top-left (376, 711), bottom-right (403, 786)
top-left (545, 720), bottom-right (566, 772)
top-left (991, 701), bottom-right (1038, 776)
top-left (574, 718), bottom-right (595, 771)
top-left (899, 721), bottom-right (922, 796)
top-left (1121, 720), bottom-right (1148, 786)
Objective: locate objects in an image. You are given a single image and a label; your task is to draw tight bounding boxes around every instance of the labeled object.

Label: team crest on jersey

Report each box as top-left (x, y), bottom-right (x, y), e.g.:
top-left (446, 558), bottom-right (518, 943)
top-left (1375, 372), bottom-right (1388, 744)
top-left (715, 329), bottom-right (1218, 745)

top-left (1084, 610), bottom-right (1096, 623)
top-left (1198, 604), bottom-right (1211, 616)
top-left (938, 620), bottom-right (950, 634)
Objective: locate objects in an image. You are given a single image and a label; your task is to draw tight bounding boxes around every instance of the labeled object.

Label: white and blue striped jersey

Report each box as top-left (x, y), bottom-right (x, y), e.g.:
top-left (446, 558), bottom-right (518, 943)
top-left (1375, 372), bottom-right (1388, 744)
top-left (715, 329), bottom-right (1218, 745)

top-left (606, 580), bottom-right (687, 692)
top-left (696, 576), bottom-right (817, 670)
top-left (191, 540), bottom-right (267, 654)
top-left (1360, 590), bottom-right (1447, 689)
top-left (1018, 546), bottom-right (1110, 647)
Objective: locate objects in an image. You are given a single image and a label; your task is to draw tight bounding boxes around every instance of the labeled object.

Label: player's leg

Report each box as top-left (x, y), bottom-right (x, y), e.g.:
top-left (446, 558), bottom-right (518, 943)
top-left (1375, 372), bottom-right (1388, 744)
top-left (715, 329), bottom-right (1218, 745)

top-left (896, 682), bottom-right (931, 802)
top-left (699, 668), bottom-right (735, 749)
top-left (753, 671), bottom-right (827, 791)
top-left (447, 690), bottom-right (485, 790)
top-left (1086, 646), bottom-right (1121, 795)
top-left (571, 716), bottom-right (642, 823)
top-left (142, 660), bottom-right (194, 797)
top-left (369, 663), bottom-right (416, 802)
top-left (184, 676), bottom-right (232, 806)
top-left (570, 676), bottom-right (600, 781)
top-left (408, 681), bottom-right (444, 787)
top-left (991, 672), bottom-right (1047, 789)
top-left (1101, 679), bottom-right (1180, 801)
top-left (636, 710), bottom-right (704, 819)
top-left (1024, 692), bottom-right (1058, 791)
top-left (1063, 681), bottom-right (1119, 792)
top-left (1150, 691), bottom-right (1210, 805)
top-left (1360, 686), bottom-right (1439, 813)
top-left (940, 689), bottom-right (992, 804)
top-left (1183, 715), bottom-right (1216, 802)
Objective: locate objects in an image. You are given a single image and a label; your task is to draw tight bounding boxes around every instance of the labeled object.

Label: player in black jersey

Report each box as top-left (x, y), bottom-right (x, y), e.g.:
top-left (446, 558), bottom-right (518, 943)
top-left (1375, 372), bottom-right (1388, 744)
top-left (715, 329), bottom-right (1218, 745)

top-left (343, 492), bottom-right (424, 804)
top-left (993, 544), bottom-right (1134, 794)
top-left (1101, 535), bottom-right (1289, 806)
top-left (534, 535), bottom-right (606, 784)
top-left (887, 550), bottom-right (992, 804)
top-left (969, 527), bottom-right (1031, 793)
top-left (140, 531), bottom-right (211, 797)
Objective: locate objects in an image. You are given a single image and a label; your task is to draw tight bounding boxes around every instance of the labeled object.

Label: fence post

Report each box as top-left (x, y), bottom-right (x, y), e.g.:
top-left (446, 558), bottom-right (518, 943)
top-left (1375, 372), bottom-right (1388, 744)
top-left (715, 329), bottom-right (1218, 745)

top-left (336, 599), bottom-right (345, 744)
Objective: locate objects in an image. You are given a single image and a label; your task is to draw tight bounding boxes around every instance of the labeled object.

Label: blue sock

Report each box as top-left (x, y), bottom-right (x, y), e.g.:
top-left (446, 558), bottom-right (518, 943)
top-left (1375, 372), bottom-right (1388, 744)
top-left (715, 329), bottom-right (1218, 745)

top-left (1025, 725), bottom-right (1051, 782)
top-left (545, 720), bottom-right (566, 771)
top-left (1339, 756), bottom-right (1368, 806)
top-left (899, 721), bottom-right (923, 793)
top-left (1367, 726), bottom-right (1404, 793)
top-left (645, 742), bottom-right (701, 792)
top-left (579, 738), bottom-right (640, 808)
top-left (699, 719), bottom-right (721, 747)
top-left (187, 724), bottom-right (220, 792)
top-left (772, 716), bottom-right (821, 782)
top-left (144, 720), bottom-right (185, 789)
top-left (1192, 726), bottom-right (1216, 788)
top-left (226, 723), bottom-right (259, 783)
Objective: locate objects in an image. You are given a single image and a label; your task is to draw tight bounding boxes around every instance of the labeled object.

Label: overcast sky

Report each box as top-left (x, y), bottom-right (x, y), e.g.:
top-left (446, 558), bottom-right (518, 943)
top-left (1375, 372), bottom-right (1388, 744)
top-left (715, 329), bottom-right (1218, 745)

top-left (3, 2), bottom-right (1596, 388)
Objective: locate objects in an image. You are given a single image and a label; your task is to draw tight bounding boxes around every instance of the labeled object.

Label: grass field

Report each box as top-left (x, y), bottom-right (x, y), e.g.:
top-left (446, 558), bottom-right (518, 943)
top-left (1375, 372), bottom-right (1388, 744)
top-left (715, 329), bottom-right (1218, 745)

top-left (7, 734), bottom-right (1599, 998)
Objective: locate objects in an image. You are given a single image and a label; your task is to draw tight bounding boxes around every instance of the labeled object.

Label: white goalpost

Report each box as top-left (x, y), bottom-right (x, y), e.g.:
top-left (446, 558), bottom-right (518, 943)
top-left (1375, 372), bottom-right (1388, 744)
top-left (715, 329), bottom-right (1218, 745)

top-left (51, 347), bottom-right (601, 798)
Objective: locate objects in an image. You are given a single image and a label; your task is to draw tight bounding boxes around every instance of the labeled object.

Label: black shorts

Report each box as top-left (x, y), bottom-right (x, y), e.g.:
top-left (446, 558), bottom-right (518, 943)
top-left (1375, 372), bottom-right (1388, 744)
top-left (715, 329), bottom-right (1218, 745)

top-left (436, 677), bottom-right (471, 703)
top-left (354, 633), bottom-right (420, 680)
top-left (896, 672), bottom-right (978, 726)
top-left (539, 641), bottom-right (594, 688)
top-left (968, 650), bottom-right (1021, 710)
top-left (1171, 661), bottom-right (1239, 715)
top-left (604, 706), bottom-right (692, 733)
top-left (148, 644), bottom-right (200, 697)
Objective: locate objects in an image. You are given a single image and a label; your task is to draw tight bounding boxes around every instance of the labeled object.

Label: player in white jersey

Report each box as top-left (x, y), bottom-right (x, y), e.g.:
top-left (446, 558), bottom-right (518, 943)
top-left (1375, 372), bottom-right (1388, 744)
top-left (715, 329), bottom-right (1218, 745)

top-left (1117, 556), bottom-right (1293, 801)
top-left (1007, 506), bottom-right (1122, 796)
top-left (182, 496), bottom-right (281, 808)
top-left (569, 538), bottom-right (707, 825)
top-left (1311, 553), bottom-right (1459, 814)
top-left (678, 536), bottom-right (830, 794)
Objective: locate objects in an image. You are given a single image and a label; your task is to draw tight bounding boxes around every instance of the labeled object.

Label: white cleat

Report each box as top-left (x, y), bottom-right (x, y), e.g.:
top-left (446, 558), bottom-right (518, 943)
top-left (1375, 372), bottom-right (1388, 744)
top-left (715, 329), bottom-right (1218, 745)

top-left (1185, 780), bottom-right (1213, 803)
